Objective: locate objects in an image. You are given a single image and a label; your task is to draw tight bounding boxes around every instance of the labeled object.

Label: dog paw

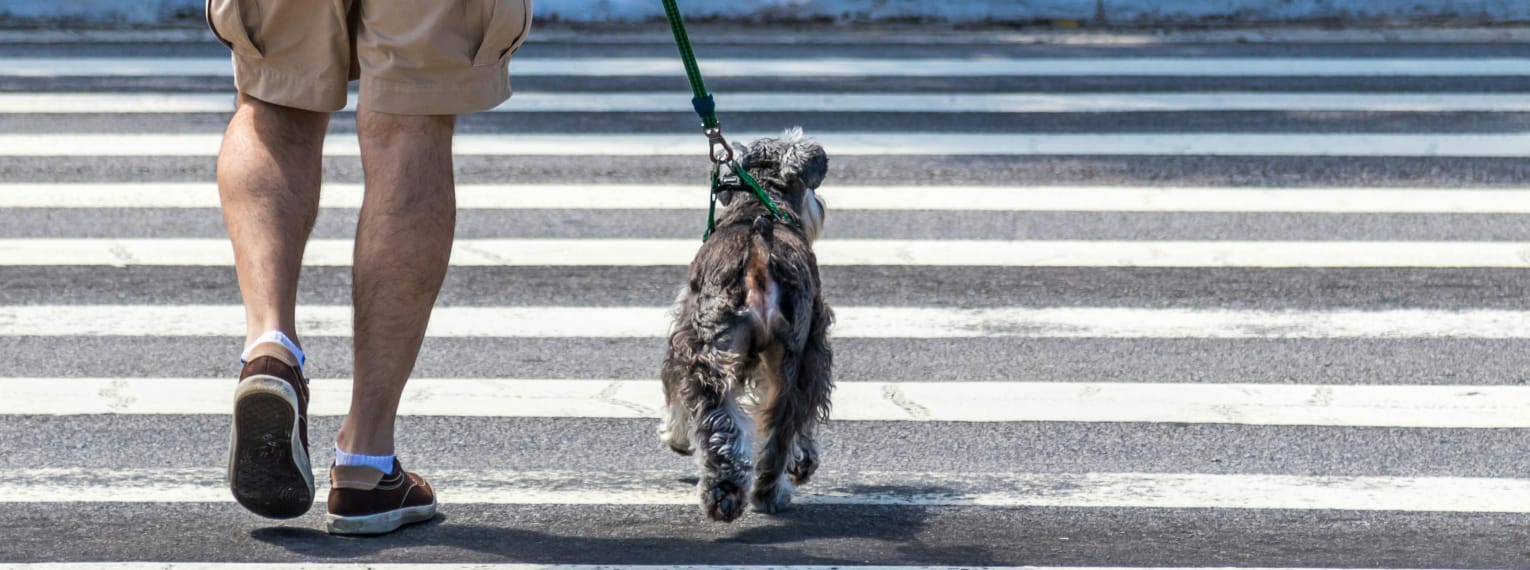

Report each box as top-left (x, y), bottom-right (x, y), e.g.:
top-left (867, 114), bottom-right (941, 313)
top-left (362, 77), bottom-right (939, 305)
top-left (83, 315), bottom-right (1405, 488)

top-left (656, 421), bottom-right (693, 456)
top-left (751, 478), bottom-right (794, 514)
top-left (660, 430), bottom-right (693, 456)
top-left (788, 442), bottom-right (819, 485)
top-left (701, 476), bottom-right (749, 522)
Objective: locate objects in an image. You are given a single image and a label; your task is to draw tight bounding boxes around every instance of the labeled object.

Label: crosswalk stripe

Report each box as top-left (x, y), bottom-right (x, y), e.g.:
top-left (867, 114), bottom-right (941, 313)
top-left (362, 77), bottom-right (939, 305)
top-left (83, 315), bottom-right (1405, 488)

top-left (0, 567), bottom-right (1462, 570)
top-left (3, 57), bottom-right (1528, 77)
top-left (9, 92), bottom-right (1530, 113)
top-left (6, 378), bottom-right (1528, 428)
top-left (0, 567), bottom-right (1473, 570)
top-left (7, 184), bottom-right (1530, 213)
top-left (6, 133), bottom-right (1530, 157)
top-left (8, 239), bottom-right (1530, 268)
top-left (8, 306), bottom-right (1530, 339)
top-left (0, 565), bottom-right (1474, 568)
top-left (0, 567), bottom-right (1470, 570)
top-left (4, 468), bottom-right (1529, 513)
top-left (0, 567), bottom-right (1459, 570)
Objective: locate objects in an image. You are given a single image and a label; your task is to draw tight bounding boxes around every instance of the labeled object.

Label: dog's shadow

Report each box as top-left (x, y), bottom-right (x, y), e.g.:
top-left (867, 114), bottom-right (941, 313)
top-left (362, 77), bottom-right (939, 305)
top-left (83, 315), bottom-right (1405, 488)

top-left (249, 481), bottom-right (998, 565)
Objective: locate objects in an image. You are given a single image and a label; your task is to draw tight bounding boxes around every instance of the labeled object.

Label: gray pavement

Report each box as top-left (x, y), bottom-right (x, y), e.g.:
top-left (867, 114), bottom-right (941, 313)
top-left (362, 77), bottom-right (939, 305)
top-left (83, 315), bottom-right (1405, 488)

top-left (3, 28), bottom-right (1530, 569)
top-left (13, 266), bottom-right (1530, 309)
top-left (9, 336), bottom-right (1530, 386)
top-left (14, 208), bottom-right (1530, 239)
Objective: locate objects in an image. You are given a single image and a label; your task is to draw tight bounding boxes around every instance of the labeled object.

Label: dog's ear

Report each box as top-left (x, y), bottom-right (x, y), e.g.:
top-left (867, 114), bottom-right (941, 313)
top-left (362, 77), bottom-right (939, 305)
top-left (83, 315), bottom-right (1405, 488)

top-left (781, 128), bottom-right (828, 190)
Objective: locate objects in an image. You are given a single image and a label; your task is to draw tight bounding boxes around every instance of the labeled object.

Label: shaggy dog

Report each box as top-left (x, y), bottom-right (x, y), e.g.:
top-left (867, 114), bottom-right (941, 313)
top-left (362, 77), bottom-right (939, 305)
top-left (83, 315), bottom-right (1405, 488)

top-left (659, 128), bottom-right (833, 522)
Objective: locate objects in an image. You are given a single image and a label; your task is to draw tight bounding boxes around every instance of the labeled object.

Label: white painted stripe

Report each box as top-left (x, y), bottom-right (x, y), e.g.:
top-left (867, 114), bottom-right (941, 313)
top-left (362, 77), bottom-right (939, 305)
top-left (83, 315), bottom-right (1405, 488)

top-left (7, 239), bottom-right (1530, 268)
top-left (0, 565), bottom-right (1468, 568)
top-left (6, 133), bottom-right (1530, 157)
top-left (0, 567), bottom-right (1458, 570)
top-left (0, 567), bottom-right (1456, 570)
top-left (9, 183), bottom-right (1530, 214)
top-left (6, 378), bottom-right (1529, 428)
top-left (13, 92), bottom-right (1530, 113)
top-left (3, 468), bottom-right (1529, 513)
top-left (0, 566), bottom-right (1468, 570)
top-left (4, 57), bottom-right (1529, 77)
top-left (0, 93), bottom-right (239, 113)
top-left (8, 306), bottom-right (1530, 339)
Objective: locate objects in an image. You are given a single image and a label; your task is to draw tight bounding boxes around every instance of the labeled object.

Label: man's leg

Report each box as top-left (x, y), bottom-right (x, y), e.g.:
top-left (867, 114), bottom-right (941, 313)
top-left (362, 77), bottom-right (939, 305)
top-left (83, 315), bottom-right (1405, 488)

top-left (321, 0), bottom-right (527, 535)
top-left (220, 93), bottom-right (329, 519)
top-left (335, 108), bottom-right (457, 457)
top-left (219, 94), bottom-right (329, 358)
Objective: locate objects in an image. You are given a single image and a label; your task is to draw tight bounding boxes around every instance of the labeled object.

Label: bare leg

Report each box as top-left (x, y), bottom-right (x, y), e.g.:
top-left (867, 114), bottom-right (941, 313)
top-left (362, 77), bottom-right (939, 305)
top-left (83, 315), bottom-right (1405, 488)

top-left (218, 94), bottom-right (329, 360)
top-left (220, 94), bottom-right (328, 519)
top-left (334, 109), bottom-right (458, 456)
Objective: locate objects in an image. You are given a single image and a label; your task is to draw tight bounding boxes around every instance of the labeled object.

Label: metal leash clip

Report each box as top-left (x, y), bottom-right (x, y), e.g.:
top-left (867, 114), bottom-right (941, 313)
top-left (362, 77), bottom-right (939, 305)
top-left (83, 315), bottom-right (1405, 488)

top-left (704, 126), bottom-right (733, 164)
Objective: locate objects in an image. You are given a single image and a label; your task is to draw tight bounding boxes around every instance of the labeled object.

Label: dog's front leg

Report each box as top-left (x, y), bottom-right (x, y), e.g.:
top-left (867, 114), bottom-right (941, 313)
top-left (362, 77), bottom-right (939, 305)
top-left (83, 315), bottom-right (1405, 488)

top-left (659, 334), bottom-right (694, 455)
top-left (789, 429), bottom-right (820, 486)
top-left (685, 347), bottom-right (753, 522)
top-left (788, 298), bottom-right (834, 487)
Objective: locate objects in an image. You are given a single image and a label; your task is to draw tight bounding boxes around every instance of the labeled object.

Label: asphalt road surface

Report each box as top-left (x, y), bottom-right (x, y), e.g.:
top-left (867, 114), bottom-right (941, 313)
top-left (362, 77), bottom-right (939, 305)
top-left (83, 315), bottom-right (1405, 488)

top-left (3, 25), bottom-right (1530, 570)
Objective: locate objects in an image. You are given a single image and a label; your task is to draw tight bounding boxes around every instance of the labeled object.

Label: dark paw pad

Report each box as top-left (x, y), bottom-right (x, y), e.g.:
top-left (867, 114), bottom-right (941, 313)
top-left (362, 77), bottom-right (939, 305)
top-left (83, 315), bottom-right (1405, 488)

top-left (701, 478), bottom-right (748, 522)
top-left (751, 483), bottom-right (793, 514)
top-left (788, 446), bottom-right (819, 485)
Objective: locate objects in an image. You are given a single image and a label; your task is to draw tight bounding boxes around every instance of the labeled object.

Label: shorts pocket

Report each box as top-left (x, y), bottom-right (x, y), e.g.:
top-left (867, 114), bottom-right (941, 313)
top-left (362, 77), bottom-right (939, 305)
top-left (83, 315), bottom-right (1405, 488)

top-left (206, 0), bottom-right (264, 60)
top-left (472, 0), bottom-right (532, 67)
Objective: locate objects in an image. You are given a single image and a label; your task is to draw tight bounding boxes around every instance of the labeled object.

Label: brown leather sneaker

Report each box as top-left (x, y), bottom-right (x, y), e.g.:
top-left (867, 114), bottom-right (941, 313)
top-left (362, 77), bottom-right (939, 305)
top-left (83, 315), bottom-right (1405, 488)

top-left (325, 460), bottom-right (437, 535)
top-left (227, 355), bottom-right (313, 519)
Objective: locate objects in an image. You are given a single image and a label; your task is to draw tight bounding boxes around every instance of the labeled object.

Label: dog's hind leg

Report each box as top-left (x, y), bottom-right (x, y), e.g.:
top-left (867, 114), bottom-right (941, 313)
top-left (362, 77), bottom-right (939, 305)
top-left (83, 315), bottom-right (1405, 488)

top-left (750, 343), bottom-right (806, 514)
top-left (683, 341), bottom-right (754, 522)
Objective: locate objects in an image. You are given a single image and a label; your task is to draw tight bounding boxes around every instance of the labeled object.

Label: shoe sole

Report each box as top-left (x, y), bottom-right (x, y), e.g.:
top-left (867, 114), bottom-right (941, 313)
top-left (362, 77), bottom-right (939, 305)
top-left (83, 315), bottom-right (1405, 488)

top-left (227, 375), bottom-right (314, 519)
top-left (325, 502), bottom-right (438, 535)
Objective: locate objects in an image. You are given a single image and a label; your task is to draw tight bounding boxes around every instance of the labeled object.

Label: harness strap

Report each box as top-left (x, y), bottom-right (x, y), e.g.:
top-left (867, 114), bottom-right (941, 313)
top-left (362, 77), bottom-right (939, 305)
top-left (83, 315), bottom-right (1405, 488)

top-left (703, 160), bottom-right (799, 241)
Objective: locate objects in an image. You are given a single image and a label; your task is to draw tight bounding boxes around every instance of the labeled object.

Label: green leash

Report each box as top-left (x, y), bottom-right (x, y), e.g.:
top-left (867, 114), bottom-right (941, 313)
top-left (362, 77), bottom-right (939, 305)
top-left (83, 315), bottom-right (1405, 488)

top-left (659, 0), bottom-right (796, 240)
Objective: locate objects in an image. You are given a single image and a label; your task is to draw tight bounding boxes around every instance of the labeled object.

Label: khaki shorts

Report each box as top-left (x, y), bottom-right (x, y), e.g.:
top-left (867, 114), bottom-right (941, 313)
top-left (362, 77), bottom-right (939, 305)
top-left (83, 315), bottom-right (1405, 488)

top-left (206, 0), bottom-right (532, 115)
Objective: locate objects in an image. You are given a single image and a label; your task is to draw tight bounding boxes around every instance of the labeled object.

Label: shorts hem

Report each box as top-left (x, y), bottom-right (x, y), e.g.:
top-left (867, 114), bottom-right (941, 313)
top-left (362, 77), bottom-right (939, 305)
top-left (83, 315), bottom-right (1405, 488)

top-left (358, 64), bottom-right (512, 116)
top-left (233, 54), bottom-right (350, 113)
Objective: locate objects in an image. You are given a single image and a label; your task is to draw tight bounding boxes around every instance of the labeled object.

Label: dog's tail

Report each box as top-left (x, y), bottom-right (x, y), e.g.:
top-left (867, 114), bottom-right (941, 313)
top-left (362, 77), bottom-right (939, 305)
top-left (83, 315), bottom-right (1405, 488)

top-left (748, 216), bottom-right (774, 286)
top-left (743, 215), bottom-right (780, 348)
top-left (751, 215), bottom-right (774, 244)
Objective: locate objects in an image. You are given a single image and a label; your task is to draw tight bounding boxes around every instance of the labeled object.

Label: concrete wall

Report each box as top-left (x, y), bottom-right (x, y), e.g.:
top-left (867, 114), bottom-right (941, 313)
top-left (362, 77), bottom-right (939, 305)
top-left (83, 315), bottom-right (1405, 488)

top-left (1, 0), bottom-right (205, 25)
top-left (1102, 0), bottom-right (1530, 24)
top-left (532, 0), bottom-right (1085, 23)
top-left (3, 0), bottom-right (1528, 26)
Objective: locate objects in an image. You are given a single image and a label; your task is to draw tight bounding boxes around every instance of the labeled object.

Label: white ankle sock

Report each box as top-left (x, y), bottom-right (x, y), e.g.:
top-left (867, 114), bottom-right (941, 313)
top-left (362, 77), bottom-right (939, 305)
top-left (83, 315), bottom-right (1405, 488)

top-left (240, 330), bottom-right (306, 371)
top-left (334, 446), bottom-right (396, 474)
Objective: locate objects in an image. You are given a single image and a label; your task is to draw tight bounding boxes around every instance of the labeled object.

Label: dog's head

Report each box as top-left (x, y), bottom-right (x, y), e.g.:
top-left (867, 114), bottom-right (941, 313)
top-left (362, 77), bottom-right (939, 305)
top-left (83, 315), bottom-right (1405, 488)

top-left (731, 127), bottom-right (828, 242)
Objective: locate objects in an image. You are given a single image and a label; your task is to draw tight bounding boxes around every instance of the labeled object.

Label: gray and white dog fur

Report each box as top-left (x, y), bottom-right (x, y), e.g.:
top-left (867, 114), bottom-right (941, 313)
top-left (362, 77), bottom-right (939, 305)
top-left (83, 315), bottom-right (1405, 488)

top-left (659, 128), bottom-right (833, 522)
